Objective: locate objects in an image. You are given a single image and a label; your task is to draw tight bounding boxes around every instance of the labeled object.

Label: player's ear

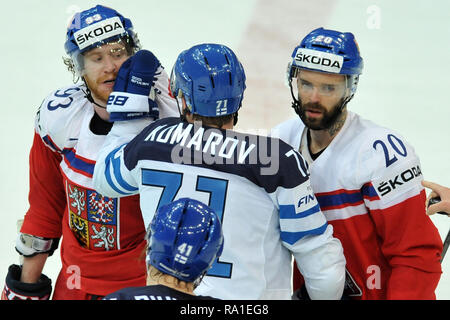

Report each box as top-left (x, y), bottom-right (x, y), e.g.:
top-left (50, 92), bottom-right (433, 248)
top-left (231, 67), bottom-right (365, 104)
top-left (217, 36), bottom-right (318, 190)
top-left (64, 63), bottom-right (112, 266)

top-left (181, 96), bottom-right (191, 115)
top-left (179, 96), bottom-right (192, 122)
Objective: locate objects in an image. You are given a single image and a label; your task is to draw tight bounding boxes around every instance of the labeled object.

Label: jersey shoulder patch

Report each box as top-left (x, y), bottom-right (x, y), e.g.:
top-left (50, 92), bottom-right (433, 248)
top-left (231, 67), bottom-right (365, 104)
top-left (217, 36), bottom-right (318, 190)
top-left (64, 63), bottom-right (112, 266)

top-left (353, 120), bottom-right (422, 205)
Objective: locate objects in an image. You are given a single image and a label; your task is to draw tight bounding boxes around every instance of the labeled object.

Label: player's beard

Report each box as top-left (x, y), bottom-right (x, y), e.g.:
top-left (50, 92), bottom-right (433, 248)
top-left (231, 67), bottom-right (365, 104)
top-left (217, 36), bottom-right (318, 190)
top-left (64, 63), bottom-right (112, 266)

top-left (84, 74), bottom-right (116, 105)
top-left (298, 98), bottom-right (345, 131)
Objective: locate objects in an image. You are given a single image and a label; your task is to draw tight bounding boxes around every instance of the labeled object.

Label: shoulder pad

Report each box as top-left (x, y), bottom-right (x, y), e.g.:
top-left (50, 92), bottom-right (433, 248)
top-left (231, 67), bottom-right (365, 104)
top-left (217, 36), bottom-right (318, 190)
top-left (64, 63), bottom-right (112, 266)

top-left (271, 118), bottom-right (304, 149)
top-left (35, 84), bottom-right (88, 151)
top-left (358, 126), bottom-right (423, 205)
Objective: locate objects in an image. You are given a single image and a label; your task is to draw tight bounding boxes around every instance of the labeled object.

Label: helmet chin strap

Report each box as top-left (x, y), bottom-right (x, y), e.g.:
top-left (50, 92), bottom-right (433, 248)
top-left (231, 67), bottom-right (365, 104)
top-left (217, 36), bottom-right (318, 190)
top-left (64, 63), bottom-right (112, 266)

top-left (81, 77), bottom-right (108, 109)
top-left (288, 79), bottom-right (302, 117)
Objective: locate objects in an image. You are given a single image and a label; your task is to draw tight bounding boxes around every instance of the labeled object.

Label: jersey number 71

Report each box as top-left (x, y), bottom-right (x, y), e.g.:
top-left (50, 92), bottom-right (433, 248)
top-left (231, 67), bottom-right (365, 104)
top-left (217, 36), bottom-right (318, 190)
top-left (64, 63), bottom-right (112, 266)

top-left (141, 168), bottom-right (233, 278)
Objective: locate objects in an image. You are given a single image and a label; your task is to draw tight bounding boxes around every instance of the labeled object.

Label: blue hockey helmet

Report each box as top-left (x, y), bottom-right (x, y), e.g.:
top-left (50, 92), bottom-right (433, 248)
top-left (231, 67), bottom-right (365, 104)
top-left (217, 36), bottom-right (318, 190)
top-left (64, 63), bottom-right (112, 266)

top-left (170, 43), bottom-right (246, 117)
top-left (288, 27), bottom-right (363, 78)
top-left (146, 198), bottom-right (224, 283)
top-left (64, 5), bottom-right (140, 76)
top-left (287, 28), bottom-right (363, 114)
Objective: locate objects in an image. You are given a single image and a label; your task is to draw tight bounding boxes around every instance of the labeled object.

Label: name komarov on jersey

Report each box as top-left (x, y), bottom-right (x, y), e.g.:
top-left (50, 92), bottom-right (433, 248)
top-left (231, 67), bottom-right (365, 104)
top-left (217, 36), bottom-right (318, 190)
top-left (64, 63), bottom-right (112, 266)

top-left (144, 120), bottom-right (280, 175)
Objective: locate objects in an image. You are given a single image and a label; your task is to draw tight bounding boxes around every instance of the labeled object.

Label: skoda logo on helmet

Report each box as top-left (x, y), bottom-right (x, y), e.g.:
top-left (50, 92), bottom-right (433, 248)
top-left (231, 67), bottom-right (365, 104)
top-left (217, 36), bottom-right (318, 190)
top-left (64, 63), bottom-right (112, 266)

top-left (74, 17), bottom-right (125, 50)
top-left (293, 48), bottom-right (343, 73)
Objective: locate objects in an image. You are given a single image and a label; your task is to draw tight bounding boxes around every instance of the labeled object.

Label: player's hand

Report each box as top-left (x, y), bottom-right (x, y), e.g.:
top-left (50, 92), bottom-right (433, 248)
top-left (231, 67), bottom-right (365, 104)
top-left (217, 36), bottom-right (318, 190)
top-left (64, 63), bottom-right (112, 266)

top-left (2, 264), bottom-right (52, 300)
top-left (422, 180), bottom-right (450, 216)
top-left (108, 50), bottom-right (161, 121)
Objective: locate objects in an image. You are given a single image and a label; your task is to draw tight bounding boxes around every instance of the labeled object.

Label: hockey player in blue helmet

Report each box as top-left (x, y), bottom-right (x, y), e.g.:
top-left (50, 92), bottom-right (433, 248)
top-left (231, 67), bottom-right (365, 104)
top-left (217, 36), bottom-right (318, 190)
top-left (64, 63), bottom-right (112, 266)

top-left (63, 5), bottom-right (142, 111)
top-left (286, 27), bottom-right (363, 131)
top-left (93, 42), bottom-right (346, 299)
top-left (2, 5), bottom-right (177, 300)
top-left (273, 28), bottom-right (442, 299)
top-left (169, 43), bottom-right (246, 128)
top-left (104, 198), bottom-right (224, 300)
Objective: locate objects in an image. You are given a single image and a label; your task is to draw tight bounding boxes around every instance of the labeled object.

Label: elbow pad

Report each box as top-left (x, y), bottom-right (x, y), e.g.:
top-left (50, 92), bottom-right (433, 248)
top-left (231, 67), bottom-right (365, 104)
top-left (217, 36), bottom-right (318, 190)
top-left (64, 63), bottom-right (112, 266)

top-left (15, 233), bottom-right (60, 257)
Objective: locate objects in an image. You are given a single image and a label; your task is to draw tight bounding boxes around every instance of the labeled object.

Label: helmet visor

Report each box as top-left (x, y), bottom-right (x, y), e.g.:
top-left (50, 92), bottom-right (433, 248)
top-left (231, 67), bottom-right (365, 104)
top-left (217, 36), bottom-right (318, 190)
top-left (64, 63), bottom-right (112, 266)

top-left (291, 69), bottom-right (347, 99)
top-left (73, 38), bottom-right (132, 76)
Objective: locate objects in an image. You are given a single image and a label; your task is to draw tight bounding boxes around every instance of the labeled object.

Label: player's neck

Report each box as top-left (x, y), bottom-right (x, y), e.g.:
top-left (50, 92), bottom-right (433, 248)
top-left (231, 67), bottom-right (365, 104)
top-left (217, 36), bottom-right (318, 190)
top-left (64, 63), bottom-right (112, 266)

top-left (94, 105), bottom-right (110, 122)
top-left (308, 109), bottom-right (347, 153)
top-left (91, 90), bottom-right (110, 122)
top-left (147, 271), bottom-right (195, 295)
top-left (185, 114), bottom-right (234, 129)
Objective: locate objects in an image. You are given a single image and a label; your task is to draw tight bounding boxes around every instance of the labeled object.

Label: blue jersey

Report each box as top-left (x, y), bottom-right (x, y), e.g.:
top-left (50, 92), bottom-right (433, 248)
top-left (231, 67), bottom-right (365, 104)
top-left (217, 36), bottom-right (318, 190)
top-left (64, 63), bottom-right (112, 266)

top-left (93, 117), bottom-right (345, 299)
top-left (104, 285), bottom-right (217, 300)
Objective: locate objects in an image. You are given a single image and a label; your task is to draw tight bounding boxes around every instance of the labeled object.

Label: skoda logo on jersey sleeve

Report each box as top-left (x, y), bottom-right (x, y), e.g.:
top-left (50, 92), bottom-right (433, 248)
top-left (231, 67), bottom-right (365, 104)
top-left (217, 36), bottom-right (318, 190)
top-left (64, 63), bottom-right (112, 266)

top-left (293, 48), bottom-right (343, 73)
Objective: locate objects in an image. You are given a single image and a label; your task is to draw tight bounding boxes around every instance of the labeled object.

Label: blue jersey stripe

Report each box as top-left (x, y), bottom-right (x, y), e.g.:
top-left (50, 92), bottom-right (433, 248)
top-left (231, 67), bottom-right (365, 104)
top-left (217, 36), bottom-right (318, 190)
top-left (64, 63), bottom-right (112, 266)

top-left (105, 160), bottom-right (129, 195)
top-left (104, 147), bottom-right (138, 195)
top-left (62, 148), bottom-right (94, 177)
top-left (361, 183), bottom-right (379, 199)
top-left (279, 203), bottom-right (321, 219)
top-left (281, 222), bottom-right (328, 245)
top-left (42, 135), bottom-right (61, 152)
top-left (316, 191), bottom-right (363, 209)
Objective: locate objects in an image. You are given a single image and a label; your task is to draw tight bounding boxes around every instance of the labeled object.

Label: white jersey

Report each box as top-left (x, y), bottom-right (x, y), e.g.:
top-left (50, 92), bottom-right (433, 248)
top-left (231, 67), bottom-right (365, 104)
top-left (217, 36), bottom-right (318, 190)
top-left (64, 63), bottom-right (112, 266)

top-left (25, 66), bottom-right (180, 295)
top-left (37, 70), bottom-right (178, 189)
top-left (271, 111), bottom-right (423, 217)
top-left (272, 111), bottom-right (442, 299)
top-left (93, 117), bottom-right (346, 300)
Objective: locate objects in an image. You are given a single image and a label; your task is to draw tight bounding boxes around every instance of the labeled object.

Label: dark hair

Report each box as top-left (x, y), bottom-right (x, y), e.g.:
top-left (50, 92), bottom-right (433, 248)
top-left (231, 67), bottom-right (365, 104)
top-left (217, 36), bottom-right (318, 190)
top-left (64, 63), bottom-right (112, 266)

top-left (183, 108), bottom-right (235, 128)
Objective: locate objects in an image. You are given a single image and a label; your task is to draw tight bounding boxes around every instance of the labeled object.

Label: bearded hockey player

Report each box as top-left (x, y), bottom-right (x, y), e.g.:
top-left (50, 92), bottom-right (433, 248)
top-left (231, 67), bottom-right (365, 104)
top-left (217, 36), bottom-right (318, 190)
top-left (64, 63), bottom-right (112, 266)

top-left (272, 27), bottom-right (442, 299)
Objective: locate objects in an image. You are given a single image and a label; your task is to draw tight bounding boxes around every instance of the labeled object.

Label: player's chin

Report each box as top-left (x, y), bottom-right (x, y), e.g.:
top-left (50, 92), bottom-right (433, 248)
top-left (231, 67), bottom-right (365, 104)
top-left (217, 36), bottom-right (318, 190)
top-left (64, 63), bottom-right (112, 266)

top-left (97, 87), bottom-right (113, 103)
top-left (304, 118), bottom-right (326, 130)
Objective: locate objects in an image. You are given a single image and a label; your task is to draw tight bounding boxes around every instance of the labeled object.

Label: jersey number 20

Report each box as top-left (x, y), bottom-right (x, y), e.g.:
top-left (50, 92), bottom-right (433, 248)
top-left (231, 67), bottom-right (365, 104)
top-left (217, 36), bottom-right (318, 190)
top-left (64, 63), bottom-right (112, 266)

top-left (373, 134), bottom-right (407, 167)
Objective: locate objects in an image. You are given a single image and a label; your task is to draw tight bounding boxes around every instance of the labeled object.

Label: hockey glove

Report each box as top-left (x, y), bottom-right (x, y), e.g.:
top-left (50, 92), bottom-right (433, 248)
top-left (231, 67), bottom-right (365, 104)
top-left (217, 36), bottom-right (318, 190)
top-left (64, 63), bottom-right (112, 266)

top-left (108, 49), bottom-right (161, 121)
top-left (2, 264), bottom-right (52, 300)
